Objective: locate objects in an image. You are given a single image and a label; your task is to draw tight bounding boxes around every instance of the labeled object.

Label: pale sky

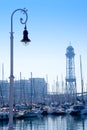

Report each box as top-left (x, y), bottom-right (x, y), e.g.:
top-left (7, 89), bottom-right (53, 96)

top-left (0, 0), bottom-right (87, 92)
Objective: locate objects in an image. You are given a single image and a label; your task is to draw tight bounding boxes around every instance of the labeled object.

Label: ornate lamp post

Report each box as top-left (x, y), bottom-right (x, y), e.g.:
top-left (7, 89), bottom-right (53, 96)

top-left (8, 8), bottom-right (31, 130)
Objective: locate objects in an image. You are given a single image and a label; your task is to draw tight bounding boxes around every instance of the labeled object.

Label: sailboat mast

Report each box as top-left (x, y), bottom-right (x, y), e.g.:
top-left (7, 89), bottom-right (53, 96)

top-left (80, 55), bottom-right (84, 101)
top-left (2, 63), bottom-right (4, 81)
top-left (31, 72), bottom-right (33, 105)
top-left (1, 63), bottom-right (4, 106)
top-left (19, 72), bottom-right (22, 104)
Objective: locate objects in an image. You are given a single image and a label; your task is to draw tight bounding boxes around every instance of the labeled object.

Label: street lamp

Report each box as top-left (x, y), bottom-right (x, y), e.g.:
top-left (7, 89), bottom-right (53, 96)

top-left (8, 8), bottom-right (31, 130)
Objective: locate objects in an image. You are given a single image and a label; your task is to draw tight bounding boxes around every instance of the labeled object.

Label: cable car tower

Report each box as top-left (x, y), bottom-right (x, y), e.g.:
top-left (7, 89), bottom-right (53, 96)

top-left (65, 45), bottom-right (77, 102)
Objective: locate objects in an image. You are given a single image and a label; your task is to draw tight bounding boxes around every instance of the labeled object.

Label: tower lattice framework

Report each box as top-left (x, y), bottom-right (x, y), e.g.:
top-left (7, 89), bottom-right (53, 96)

top-left (65, 45), bottom-right (77, 102)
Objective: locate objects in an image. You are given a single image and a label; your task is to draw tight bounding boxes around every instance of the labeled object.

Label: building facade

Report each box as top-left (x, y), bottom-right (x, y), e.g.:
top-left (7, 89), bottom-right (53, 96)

top-left (0, 78), bottom-right (47, 105)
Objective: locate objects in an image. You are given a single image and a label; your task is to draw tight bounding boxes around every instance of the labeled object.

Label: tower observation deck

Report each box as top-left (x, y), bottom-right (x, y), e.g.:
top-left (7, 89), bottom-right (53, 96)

top-left (65, 45), bottom-right (77, 102)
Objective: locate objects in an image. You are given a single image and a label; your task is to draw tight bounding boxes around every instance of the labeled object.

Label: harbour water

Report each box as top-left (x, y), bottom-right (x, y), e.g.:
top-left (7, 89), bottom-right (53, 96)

top-left (0, 115), bottom-right (87, 130)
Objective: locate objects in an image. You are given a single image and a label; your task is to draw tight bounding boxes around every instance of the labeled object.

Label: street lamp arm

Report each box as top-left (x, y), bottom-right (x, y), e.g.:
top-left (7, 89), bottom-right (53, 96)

top-left (11, 8), bottom-right (28, 32)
